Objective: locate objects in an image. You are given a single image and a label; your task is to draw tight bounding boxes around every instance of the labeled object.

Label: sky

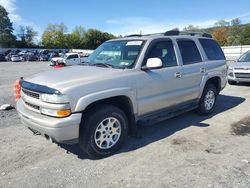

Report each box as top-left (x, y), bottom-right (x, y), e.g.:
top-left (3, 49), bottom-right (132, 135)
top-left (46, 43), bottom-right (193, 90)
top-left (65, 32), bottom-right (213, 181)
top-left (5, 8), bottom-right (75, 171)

top-left (0, 0), bottom-right (250, 41)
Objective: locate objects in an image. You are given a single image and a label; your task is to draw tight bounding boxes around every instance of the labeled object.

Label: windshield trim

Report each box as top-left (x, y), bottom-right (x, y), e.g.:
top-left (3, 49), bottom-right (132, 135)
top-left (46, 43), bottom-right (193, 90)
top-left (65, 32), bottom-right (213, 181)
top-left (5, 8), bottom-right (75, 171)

top-left (88, 39), bottom-right (146, 69)
top-left (238, 51), bottom-right (250, 62)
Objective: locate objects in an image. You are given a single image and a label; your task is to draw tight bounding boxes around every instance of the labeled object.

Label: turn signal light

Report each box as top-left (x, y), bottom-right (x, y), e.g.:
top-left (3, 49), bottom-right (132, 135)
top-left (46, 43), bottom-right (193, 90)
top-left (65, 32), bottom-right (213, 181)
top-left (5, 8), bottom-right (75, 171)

top-left (56, 109), bottom-right (72, 117)
top-left (14, 79), bottom-right (21, 101)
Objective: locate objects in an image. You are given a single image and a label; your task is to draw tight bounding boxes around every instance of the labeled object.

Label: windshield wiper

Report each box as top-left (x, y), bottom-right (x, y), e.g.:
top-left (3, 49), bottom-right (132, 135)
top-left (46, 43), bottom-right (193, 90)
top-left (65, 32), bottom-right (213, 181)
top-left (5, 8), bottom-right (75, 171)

top-left (92, 63), bottom-right (115, 68)
top-left (78, 61), bottom-right (90, 66)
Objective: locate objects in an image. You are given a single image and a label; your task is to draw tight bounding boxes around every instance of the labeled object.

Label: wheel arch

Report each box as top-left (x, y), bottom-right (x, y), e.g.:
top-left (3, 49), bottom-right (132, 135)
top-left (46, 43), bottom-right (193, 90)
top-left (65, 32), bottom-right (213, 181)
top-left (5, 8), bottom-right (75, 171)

top-left (80, 95), bottom-right (137, 136)
top-left (199, 75), bottom-right (222, 98)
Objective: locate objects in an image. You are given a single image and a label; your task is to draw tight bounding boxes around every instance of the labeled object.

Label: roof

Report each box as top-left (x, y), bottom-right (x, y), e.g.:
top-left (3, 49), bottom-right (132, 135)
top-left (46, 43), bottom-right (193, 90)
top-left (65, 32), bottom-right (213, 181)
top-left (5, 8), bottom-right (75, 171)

top-left (65, 52), bottom-right (78, 56)
top-left (110, 30), bottom-right (213, 42)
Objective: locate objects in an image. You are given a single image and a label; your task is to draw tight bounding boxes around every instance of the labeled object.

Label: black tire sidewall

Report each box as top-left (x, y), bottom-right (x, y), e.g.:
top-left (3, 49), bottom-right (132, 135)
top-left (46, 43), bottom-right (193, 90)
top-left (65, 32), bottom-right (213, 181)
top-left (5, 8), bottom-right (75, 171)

top-left (80, 105), bottom-right (128, 158)
top-left (198, 84), bottom-right (217, 115)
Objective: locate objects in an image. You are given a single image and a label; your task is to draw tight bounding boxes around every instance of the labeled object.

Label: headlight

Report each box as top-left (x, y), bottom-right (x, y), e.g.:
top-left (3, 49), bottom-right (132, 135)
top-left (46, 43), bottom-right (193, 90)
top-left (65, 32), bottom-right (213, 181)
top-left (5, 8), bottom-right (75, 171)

top-left (228, 67), bottom-right (233, 71)
top-left (40, 108), bottom-right (71, 117)
top-left (40, 94), bottom-right (69, 104)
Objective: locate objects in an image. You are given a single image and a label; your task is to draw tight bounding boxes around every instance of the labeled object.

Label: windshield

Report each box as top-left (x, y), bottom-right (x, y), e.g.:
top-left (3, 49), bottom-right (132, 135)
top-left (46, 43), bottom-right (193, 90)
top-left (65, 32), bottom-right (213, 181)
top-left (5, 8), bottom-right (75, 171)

top-left (238, 51), bottom-right (250, 62)
top-left (87, 40), bottom-right (144, 69)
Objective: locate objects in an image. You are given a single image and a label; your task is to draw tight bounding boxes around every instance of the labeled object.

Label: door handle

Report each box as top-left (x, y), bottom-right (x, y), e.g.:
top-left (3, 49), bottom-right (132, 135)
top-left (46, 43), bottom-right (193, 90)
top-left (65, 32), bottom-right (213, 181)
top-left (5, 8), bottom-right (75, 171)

top-left (174, 72), bottom-right (182, 78)
top-left (200, 68), bottom-right (206, 73)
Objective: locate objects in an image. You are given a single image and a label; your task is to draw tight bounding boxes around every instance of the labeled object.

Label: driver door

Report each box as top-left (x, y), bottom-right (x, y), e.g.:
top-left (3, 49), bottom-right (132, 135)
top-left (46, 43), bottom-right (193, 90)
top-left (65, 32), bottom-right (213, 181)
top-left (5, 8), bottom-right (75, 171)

top-left (137, 39), bottom-right (185, 116)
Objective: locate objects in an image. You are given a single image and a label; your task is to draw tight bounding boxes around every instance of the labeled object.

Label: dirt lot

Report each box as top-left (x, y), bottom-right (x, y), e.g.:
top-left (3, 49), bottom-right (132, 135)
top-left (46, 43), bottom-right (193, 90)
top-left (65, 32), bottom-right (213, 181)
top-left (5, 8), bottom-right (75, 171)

top-left (0, 61), bottom-right (250, 188)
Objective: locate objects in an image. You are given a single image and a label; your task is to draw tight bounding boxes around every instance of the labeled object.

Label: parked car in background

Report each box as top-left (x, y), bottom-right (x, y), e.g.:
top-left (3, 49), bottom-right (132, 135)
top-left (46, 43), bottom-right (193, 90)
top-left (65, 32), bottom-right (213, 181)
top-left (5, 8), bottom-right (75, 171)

top-left (23, 52), bottom-right (39, 61)
top-left (39, 54), bottom-right (49, 61)
top-left (6, 52), bottom-right (17, 61)
top-left (0, 53), bottom-right (5, 61)
top-left (48, 52), bottom-right (60, 61)
top-left (39, 50), bottom-right (50, 61)
top-left (11, 55), bottom-right (21, 62)
top-left (50, 53), bottom-right (85, 66)
top-left (228, 50), bottom-right (250, 84)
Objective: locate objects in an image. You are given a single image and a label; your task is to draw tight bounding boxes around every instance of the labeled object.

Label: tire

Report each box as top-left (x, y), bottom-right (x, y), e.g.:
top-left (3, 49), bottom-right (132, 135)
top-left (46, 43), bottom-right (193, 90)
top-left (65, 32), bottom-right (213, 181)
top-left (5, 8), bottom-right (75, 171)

top-left (228, 80), bottom-right (237, 85)
top-left (197, 83), bottom-right (217, 115)
top-left (79, 105), bottom-right (128, 158)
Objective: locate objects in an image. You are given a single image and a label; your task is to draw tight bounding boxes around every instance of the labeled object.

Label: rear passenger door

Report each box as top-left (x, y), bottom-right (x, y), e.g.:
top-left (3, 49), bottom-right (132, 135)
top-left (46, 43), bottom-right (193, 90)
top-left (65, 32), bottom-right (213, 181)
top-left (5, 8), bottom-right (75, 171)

top-left (176, 39), bottom-right (205, 101)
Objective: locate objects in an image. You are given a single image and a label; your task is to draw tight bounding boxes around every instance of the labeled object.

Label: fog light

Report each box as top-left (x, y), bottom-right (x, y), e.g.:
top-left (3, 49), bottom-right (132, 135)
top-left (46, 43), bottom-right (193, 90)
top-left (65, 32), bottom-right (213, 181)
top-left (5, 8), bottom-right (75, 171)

top-left (228, 72), bottom-right (234, 77)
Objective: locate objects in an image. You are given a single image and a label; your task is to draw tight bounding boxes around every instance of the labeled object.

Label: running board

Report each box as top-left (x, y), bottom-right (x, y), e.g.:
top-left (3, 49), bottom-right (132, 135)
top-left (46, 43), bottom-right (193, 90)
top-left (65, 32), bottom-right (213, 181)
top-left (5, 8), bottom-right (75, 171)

top-left (137, 103), bottom-right (198, 126)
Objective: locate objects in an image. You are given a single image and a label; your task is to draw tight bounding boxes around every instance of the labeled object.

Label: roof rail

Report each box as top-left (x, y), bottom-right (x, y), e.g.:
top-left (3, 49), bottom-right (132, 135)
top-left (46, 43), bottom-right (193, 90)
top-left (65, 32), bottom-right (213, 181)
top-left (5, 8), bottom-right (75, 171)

top-left (164, 30), bottom-right (212, 38)
top-left (125, 32), bottom-right (163, 38)
top-left (124, 34), bottom-right (142, 37)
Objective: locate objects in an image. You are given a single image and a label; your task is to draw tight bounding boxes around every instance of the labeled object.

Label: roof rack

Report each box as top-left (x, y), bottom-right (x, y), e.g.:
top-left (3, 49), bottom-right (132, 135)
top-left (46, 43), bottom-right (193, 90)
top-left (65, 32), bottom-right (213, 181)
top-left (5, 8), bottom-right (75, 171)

top-left (124, 33), bottom-right (163, 38)
top-left (124, 30), bottom-right (212, 38)
top-left (124, 34), bottom-right (142, 37)
top-left (164, 30), bottom-right (212, 38)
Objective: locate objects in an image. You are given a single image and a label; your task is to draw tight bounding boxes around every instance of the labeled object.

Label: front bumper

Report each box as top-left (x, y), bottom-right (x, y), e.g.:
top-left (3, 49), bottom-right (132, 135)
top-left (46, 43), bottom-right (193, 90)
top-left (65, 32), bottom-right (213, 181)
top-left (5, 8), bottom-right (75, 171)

top-left (228, 70), bottom-right (250, 83)
top-left (228, 76), bottom-right (250, 83)
top-left (16, 99), bottom-right (82, 144)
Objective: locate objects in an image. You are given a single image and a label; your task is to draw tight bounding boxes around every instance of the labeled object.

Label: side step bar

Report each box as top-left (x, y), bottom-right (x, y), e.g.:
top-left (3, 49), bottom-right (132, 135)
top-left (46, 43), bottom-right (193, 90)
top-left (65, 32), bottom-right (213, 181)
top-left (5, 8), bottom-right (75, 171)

top-left (137, 103), bottom-right (198, 126)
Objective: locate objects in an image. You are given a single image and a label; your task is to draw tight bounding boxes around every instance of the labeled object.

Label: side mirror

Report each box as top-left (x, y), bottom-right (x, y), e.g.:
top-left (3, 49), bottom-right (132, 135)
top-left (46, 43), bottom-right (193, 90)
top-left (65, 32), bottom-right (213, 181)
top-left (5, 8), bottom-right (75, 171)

top-left (142, 58), bottom-right (163, 70)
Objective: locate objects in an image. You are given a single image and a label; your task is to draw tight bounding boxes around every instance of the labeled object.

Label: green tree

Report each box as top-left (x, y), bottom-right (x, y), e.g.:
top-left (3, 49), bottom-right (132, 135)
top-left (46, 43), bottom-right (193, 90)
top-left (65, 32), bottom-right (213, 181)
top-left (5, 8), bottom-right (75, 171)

top-left (0, 5), bottom-right (16, 47)
top-left (68, 26), bottom-right (86, 48)
top-left (42, 23), bottom-right (68, 48)
top-left (227, 25), bottom-right (242, 45)
top-left (17, 25), bottom-right (37, 47)
top-left (83, 29), bottom-right (115, 49)
top-left (25, 26), bottom-right (38, 45)
top-left (239, 25), bottom-right (250, 45)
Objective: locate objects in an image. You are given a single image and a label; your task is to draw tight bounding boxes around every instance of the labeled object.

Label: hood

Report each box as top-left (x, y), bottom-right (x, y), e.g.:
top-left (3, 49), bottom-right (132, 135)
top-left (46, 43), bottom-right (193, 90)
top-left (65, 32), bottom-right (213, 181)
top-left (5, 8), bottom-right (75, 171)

top-left (51, 57), bottom-right (63, 61)
top-left (229, 61), bottom-right (250, 69)
top-left (25, 66), bottom-right (123, 92)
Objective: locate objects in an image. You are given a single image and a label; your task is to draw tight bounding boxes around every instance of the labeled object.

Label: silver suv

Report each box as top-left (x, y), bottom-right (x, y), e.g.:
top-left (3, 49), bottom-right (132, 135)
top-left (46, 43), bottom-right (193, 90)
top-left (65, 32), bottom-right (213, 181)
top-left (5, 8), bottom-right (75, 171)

top-left (16, 30), bottom-right (227, 158)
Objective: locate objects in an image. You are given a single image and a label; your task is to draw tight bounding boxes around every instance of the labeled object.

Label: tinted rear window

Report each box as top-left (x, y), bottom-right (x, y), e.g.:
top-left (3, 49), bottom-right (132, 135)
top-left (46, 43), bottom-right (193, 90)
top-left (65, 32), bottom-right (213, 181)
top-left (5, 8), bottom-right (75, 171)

top-left (199, 39), bottom-right (225, 60)
top-left (177, 40), bottom-right (202, 65)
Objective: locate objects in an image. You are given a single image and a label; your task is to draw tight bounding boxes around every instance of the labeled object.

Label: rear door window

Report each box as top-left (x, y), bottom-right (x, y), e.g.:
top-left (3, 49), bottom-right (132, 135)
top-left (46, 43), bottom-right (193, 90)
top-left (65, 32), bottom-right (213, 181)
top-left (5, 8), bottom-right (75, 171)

top-left (177, 39), bottom-right (202, 65)
top-left (199, 39), bottom-right (225, 60)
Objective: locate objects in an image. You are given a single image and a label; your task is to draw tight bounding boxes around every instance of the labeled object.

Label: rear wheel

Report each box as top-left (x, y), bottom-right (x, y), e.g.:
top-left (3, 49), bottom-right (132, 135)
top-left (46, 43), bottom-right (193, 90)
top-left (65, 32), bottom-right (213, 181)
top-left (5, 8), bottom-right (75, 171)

top-left (79, 105), bottom-right (128, 158)
top-left (197, 84), bottom-right (217, 115)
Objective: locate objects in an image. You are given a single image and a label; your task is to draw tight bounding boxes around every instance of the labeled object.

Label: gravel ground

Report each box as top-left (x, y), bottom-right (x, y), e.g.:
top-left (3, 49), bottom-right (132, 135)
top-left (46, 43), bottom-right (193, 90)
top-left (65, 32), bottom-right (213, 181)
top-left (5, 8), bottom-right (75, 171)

top-left (0, 61), bottom-right (250, 188)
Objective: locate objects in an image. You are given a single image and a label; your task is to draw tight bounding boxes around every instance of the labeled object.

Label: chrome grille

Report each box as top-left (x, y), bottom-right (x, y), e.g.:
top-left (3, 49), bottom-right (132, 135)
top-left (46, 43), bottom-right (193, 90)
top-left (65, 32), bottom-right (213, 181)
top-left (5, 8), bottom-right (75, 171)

top-left (25, 102), bottom-right (40, 110)
top-left (235, 73), bottom-right (250, 78)
top-left (22, 88), bottom-right (40, 99)
top-left (234, 67), bottom-right (250, 70)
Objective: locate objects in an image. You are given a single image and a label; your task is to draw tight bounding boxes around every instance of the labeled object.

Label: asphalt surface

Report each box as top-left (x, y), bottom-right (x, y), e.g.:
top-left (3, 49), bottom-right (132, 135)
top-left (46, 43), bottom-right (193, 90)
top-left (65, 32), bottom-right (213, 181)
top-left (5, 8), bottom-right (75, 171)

top-left (0, 61), bottom-right (250, 188)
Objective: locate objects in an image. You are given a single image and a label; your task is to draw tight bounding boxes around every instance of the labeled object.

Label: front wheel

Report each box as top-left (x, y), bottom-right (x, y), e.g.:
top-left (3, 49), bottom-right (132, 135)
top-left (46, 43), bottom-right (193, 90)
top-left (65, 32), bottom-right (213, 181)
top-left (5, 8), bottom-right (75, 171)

top-left (79, 105), bottom-right (128, 158)
top-left (197, 84), bottom-right (217, 115)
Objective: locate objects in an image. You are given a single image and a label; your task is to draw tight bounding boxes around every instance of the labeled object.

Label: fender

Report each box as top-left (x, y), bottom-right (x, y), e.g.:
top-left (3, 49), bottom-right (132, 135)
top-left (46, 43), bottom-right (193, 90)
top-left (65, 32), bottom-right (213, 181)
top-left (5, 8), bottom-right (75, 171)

top-left (74, 87), bottom-right (137, 114)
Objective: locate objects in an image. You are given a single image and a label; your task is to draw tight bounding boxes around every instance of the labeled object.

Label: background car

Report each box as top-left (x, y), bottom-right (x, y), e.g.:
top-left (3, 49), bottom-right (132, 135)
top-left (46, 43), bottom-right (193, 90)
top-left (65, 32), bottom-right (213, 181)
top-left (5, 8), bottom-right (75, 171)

top-left (11, 55), bottom-right (21, 62)
top-left (39, 49), bottom-right (50, 61)
top-left (0, 53), bottom-right (5, 61)
top-left (23, 52), bottom-right (39, 61)
top-left (228, 50), bottom-right (250, 84)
